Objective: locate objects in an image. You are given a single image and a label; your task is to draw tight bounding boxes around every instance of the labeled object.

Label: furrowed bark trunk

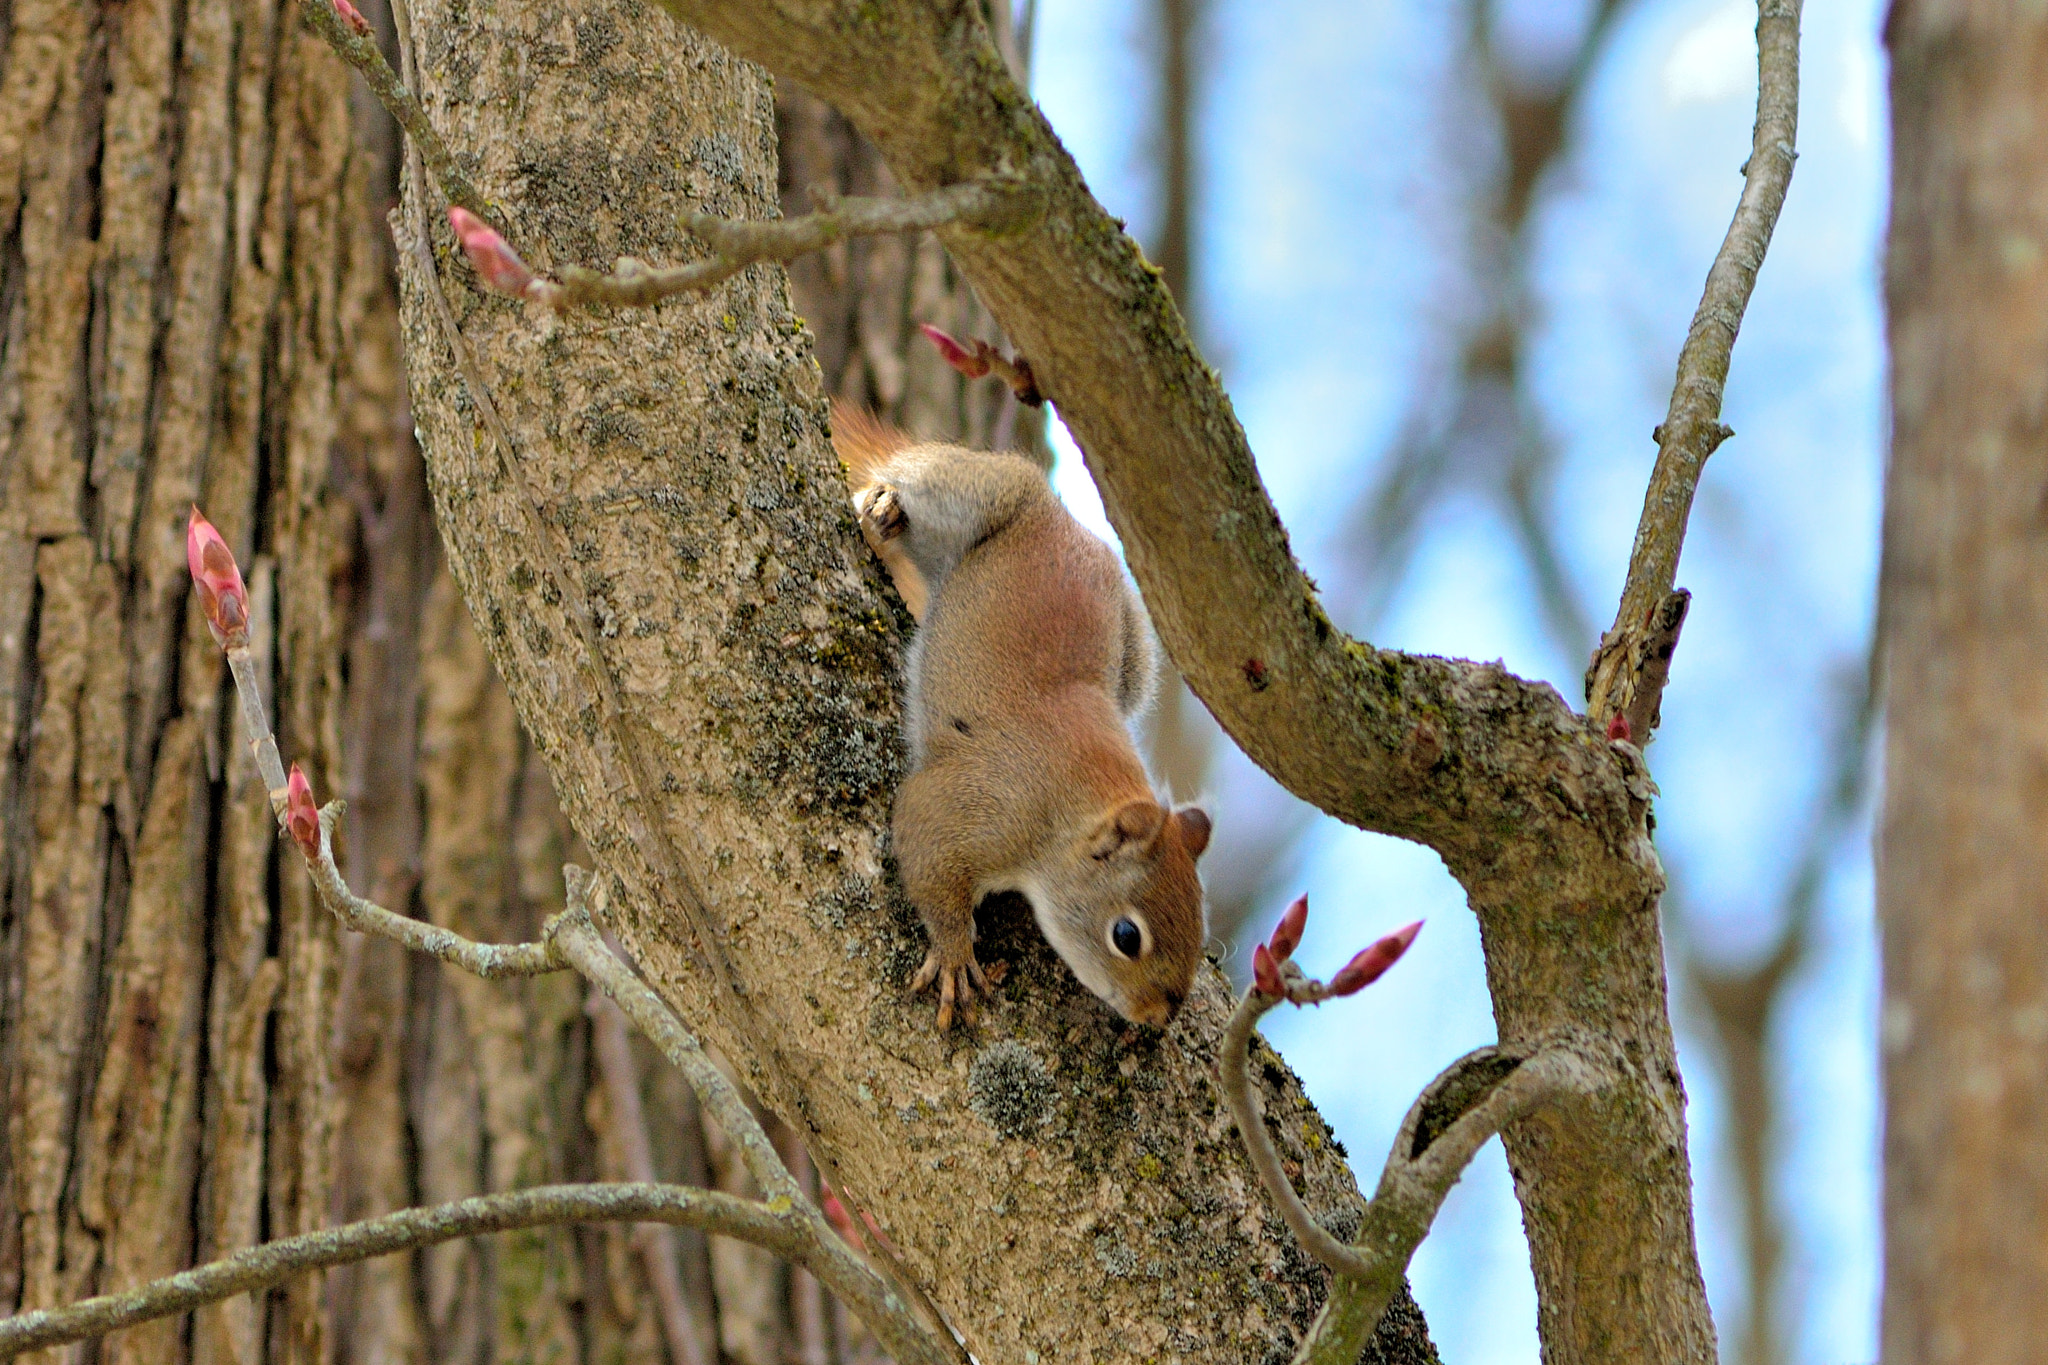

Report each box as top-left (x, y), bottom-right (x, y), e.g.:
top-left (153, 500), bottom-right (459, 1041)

top-left (392, 1), bottom-right (1435, 1361)
top-left (1880, 4), bottom-right (2048, 1361)
top-left (0, 1), bottom-right (365, 1358)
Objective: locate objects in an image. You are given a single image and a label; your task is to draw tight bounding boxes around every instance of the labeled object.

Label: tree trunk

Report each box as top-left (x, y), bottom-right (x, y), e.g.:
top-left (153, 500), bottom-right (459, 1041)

top-left (0, 1), bottom-right (364, 1359)
top-left (1880, 4), bottom-right (2048, 1362)
top-left (0, 4), bottom-right (1074, 1364)
top-left (391, 1), bottom-right (1438, 1362)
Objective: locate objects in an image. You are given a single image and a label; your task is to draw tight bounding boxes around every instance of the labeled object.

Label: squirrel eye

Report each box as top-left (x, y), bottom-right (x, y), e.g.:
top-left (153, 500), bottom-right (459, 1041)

top-left (1111, 917), bottom-right (1144, 959)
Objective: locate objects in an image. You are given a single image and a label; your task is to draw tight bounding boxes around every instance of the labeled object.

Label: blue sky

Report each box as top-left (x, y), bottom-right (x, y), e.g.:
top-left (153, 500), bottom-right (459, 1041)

top-left (1029, 2), bottom-right (1887, 1360)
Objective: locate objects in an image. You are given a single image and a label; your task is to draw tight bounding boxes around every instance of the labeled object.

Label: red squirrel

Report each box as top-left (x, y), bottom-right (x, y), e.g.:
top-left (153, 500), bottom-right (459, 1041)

top-left (833, 405), bottom-right (1211, 1030)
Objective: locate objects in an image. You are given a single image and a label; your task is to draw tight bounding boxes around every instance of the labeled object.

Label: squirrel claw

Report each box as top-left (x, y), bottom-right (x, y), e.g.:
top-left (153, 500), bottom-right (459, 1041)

top-left (857, 485), bottom-right (908, 542)
top-left (913, 946), bottom-right (990, 1030)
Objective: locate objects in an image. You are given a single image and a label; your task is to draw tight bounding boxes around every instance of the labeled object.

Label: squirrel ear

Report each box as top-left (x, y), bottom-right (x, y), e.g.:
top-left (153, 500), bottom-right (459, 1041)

top-left (1089, 800), bottom-right (1166, 858)
top-left (1173, 807), bottom-right (1212, 859)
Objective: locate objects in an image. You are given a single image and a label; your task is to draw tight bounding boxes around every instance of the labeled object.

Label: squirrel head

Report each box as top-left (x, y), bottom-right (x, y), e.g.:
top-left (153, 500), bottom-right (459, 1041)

top-left (1031, 798), bottom-right (1212, 1028)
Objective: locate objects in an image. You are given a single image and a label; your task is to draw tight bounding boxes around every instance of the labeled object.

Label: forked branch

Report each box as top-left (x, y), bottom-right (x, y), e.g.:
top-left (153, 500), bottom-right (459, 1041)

top-left (1219, 900), bottom-right (1601, 1364)
top-left (1586, 0), bottom-right (1801, 735)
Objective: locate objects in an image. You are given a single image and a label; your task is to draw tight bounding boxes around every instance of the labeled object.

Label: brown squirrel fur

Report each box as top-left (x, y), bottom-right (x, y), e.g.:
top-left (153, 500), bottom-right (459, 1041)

top-left (833, 403), bottom-right (1210, 1029)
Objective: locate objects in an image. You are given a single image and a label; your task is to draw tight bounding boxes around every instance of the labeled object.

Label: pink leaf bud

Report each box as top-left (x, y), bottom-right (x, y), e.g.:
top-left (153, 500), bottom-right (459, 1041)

top-left (1606, 713), bottom-right (1632, 743)
top-left (187, 506), bottom-right (250, 649)
top-left (448, 207), bottom-right (536, 298)
top-left (284, 763), bottom-right (320, 859)
top-left (819, 1183), bottom-right (867, 1251)
top-left (1251, 942), bottom-right (1283, 998)
top-left (919, 323), bottom-right (992, 378)
top-left (1329, 920), bottom-right (1423, 997)
top-left (1268, 894), bottom-right (1308, 962)
top-left (332, 0), bottom-right (374, 37)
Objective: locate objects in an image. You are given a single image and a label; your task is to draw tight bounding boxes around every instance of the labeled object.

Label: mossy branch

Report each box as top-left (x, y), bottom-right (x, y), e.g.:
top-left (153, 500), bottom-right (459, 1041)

top-left (1220, 988), bottom-right (1599, 1363)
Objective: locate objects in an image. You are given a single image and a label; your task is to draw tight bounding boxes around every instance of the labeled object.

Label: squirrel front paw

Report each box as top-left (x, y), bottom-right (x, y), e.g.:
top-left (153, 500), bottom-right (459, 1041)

top-left (910, 943), bottom-right (990, 1030)
top-left (856, 484), bottom-right (908, 542)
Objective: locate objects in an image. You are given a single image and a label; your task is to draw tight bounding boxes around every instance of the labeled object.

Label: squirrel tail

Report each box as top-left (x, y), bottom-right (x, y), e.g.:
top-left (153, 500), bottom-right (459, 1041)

top-left (829, 400), bottom-right (914, 487)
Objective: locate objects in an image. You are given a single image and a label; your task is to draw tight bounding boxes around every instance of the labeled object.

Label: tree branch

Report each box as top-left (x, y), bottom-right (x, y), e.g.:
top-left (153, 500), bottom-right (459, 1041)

top-left (1295, 1046), bottom-right (1600, 1365)
top-left (296, 0), bottom-right (500, 228)
top-left (1585, 0), bottom-right (1801, 734)
top-left (0, 1185), bottom-right (794, 1360)
top-left (533, 182), bottom-right (1036, 309)
top-left (1221, 987), bottom-right (1598, 1362)
top-left (307, 801), bottom-right (566, 977)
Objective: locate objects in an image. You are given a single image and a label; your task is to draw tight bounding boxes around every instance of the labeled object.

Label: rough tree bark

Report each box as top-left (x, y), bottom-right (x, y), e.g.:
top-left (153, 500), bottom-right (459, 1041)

top-left (0, 2), bottom-right (365, 1361)
top-left (392, 1), bottom-right (1438, 1363)
top-left (0, 2), bottom-right (1087, 1363)
top-left (1881, 3), bottom-right (2048, 1361)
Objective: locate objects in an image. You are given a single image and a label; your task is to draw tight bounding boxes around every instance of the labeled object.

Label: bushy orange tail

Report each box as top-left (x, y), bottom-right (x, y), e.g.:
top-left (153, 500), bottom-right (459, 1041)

top-left (830, 401), bottom-right (913, 489)
top-left (829, 401), bottom-right (930, 621)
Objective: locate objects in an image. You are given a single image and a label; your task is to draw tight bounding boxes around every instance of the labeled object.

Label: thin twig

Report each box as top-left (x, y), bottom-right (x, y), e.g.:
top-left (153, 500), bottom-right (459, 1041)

top-left (297, 0), bottom-right (499, 228)
top-left (533, 182), bottom-right (1035, 309)
top-left (0, 1185), bottom-right (793, 1360)
top-left (225, 647), bottom-right (288, 806)
top-left (1218, 993), bottom-right (1371, 1276)
top-left (307, 802), bottom-right (565, 977)
top-left (1586, 0), bottom-right (1801, 732)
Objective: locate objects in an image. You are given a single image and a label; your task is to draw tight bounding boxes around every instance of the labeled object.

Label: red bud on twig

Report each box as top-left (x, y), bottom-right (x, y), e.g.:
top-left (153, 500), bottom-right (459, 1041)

top-left (919, 324), bottom-right (992, 378)
top-left (1268, 894), bottom-right (1308, 962)
top-left (1251, 942), bottom-right (1283, 998)
top-left (1329, 920), bottom-right (1423, 997)
top-left (919, 324), bottom-right (1044, 405)
top-left (449, 207), bottom-right (538, 298)
top-left (332, 0), bottom-right (374, 37)
top-left (187, 506), bottom-right (250, 649)
top-left (285, 763), bottom-right (320, 859)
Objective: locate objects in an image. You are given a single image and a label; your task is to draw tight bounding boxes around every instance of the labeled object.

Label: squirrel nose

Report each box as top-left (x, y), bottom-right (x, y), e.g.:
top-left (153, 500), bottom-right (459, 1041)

top-left (1136, 995), bottom-right (1180, 1028)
